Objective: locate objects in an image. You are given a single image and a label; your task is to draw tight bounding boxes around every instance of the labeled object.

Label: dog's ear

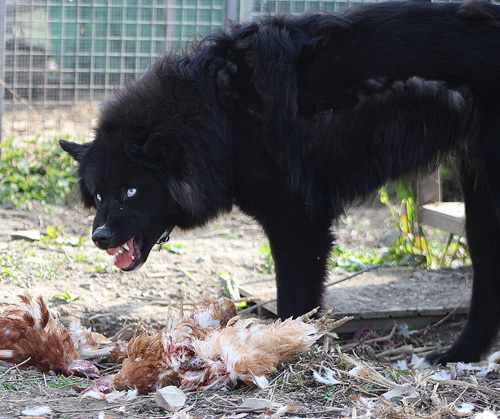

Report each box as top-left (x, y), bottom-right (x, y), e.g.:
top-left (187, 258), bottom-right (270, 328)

top-left (126, 131), bottom-right (183, 170)
top-left (127, 132), bottom-right (200, 213)
top-left (59, 140), bottom-right (91, 162)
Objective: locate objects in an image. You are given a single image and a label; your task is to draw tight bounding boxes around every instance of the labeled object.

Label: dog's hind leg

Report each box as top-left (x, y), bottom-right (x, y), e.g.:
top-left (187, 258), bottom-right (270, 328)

top-left (259, 207), bottom-right (334, 319)
top-left (425, 157), bottom-right (500, 365)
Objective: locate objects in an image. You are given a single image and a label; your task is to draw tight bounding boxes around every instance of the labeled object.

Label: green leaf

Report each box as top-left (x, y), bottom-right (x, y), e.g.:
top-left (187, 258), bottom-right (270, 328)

top-left (46, 226), bottom-right (58, 239)
top-left (379, 188), bottom-right (389, 205)
top-left (220, 272), bottom-right (240, 300)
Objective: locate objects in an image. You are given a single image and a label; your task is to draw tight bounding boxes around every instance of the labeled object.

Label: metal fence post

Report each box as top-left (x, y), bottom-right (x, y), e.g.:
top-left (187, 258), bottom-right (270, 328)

top-left (0, 0), bottom-right (6, 144)
top-left (225, 0), bottom-right (239, 24)
top-left (239, 0), bottom-right (253, 21)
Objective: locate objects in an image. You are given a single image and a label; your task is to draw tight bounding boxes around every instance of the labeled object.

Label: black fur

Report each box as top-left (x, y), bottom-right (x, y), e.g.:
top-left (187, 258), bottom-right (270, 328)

top-left (61, 0), bottom-right (500, 365)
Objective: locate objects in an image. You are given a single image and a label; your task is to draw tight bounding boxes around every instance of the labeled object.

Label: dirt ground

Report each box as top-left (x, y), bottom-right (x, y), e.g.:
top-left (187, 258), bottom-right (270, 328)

top-left (1, 201), bottom-right (500, 419)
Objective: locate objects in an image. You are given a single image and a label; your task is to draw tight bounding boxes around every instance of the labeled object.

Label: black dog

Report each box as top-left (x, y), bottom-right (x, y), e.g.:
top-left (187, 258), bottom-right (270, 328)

top-left (61, 0), bottom-right (500, 365)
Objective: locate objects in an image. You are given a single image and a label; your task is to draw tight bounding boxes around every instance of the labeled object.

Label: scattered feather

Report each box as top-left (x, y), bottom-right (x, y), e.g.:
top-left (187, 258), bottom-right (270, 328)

top-left (313, 367), bottom-right (341, 385)
top-left (382, 384), bottom-right (419, 403)
top-left (487, 350), bottom-right (500, 363)
top-left (413, 356), bottom-right (431, 370)
top-left (456, 403), bottom-right (475, 415)
top-left (429, 370), bottom-right (452, 381)
top-left (473, 410), bottom-right (499, 419)
top-left (21, 406), bottom-right (52, 416)
top-left (395, 359), bottom-right (408, 370)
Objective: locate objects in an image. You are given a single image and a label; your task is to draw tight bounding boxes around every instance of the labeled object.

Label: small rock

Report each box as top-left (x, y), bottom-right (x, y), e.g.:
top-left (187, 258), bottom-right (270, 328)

top-left (240, 398), bottom-right (279, 410)
top-left (9, 230), bottom-right (41, 242)
top-left (105, 282), bottom-right (117, 289)
top-left (80, 283), bottom-right (94, 291)
top-left (154, 386), bottom-right (186, 410)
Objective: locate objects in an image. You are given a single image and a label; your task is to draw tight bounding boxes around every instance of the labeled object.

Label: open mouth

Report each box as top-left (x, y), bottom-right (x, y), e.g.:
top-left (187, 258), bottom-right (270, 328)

top-left (106, 236), bottom-right (142, 270)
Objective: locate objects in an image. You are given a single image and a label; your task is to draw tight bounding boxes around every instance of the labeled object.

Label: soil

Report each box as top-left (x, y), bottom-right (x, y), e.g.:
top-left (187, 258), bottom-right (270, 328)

top-left (1, 202), bottom-right (499, 419)
top-left (0, 201), bottom-right (469, 336)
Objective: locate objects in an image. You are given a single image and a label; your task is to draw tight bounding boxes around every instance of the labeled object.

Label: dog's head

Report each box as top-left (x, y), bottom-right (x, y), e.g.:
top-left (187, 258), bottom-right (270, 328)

top-left (60, 135), bottom-right (182, 271)
top-left (61, 56), bottom-right (234, 270)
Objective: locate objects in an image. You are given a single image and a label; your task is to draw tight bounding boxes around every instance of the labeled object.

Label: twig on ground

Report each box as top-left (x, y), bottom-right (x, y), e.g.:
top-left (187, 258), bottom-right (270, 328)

top-left (326, 264), bottom-right (382, 288)
top-left (434, 379), bottom-right (500, 398)
top-left (430, 304), bottom-right (466, 329)
top-left (377, 344), bottom-right (414, 358)
top-left (0, 357), bottom-right (32, 378)
top-left (341, 353), bottom-right (398, 389)
top-left (342, 325), bottom-right (397, 352)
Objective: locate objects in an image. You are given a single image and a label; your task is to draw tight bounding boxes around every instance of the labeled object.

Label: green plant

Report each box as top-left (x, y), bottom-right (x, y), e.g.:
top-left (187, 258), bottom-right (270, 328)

top-left (52, 291), bottom-right (81, 303)
top-left (161, 243), bottom-right (186, 254)
top-left (0, 136), bottom-right (78, 208)
top-left (88, 265), bottom-right (108, 273)
top-left (220, 272), bottom-right (247, 309)
top-left (46, 375), bottom-right (90, 390)
top-left (1, 380), bottom-right (22, 390)
top-left (260, 185), bottom-right (470, 275)
top-left (440, 164), bottom-right (462, 201)
top-left (329, 245), bottom-right (391, 272)
top-left (379, 186), bottom-right (470, 269)
top-left (43, 225), bottom-right (86, 247)
top-left (386, 366), bottom-right (411, 382)
top-left (323, 388), bottom-right (335, 401)
top-left (259, 244), bottom-right (275, 274)
top-left (379, 187), bottom-right (428, 265)
top-left (0, 254), bottom-right (23, 283)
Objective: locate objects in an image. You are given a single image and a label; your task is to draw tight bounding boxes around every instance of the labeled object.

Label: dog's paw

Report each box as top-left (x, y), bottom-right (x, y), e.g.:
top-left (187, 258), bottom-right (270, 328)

top-left (423, 348), bottom-right (481, 366)
top-left (422, 351), bottom-right (454, 366)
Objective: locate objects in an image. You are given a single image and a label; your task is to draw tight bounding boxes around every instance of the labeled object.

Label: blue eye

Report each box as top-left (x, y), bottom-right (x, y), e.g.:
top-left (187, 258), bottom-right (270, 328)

top-left (127, 188), bottom-right (137, 198)
top-left (96, 193), bottom-right (102, 202)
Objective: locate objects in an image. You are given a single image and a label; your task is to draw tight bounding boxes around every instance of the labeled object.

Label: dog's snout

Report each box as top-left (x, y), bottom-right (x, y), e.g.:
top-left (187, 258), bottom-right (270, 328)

top-left (92, 224), bottom-right (112, 248)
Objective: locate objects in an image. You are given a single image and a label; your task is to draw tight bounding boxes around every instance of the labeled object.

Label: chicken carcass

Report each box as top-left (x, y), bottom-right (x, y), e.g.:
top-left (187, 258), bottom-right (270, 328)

top-left (96, 300), bottom-right (350, 394)
top-left (0, 294), bottom-right (99, 378)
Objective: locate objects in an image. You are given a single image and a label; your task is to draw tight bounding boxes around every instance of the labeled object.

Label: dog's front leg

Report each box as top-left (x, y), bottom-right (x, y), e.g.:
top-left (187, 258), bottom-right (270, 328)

top-left (259, 206), bottom-right (334, 319)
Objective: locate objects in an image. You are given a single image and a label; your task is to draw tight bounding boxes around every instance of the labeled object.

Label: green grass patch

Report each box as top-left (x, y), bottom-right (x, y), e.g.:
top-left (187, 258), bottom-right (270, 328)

top-left (0, 136), bottom-right (79, 208)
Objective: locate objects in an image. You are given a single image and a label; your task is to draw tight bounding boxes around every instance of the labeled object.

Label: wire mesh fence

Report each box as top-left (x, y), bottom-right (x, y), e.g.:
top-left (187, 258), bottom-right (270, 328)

top-left (0, 0), bottom-right (374, 141)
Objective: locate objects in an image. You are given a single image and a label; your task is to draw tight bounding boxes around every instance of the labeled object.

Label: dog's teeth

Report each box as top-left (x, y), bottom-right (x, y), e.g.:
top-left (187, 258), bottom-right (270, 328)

top-left (123, 243), bottom-right (130, 251)
top-left (118, 249), bottom-right (123, 254)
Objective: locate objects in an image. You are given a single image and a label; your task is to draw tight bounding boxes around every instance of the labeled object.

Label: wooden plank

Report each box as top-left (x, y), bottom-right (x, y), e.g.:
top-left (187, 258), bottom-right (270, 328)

top-left (419, 202), bottom-right (465, 236)
top-left (417, 170), bottom-right (441, 206)
top-left (238, 286), bottom-right (278, 317)
top-left (333, 306), bottom-right (468, 334)
top-left (239, 281), bottom-right (469, 334)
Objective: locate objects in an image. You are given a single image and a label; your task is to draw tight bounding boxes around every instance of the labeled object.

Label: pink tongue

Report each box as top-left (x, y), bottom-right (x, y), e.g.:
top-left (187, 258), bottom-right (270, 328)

top-left (114, 238), bottom-right (136, 269)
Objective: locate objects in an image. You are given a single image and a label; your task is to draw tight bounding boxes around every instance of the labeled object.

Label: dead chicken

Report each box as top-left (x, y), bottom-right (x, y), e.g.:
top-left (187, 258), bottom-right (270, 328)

top-left (0, 294), bottom-right (100, 378)
top-left (91, 300), bottom-right (349, 395)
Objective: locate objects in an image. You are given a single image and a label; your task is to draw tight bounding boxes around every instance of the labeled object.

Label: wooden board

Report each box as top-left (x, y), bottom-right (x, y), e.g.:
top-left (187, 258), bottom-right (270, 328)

top-left (239, 266), bottom-right (471, 334)
top-left (329, 307), bottom-right (468, 334)
top-left (419, 202), bottom-right (465, 236)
